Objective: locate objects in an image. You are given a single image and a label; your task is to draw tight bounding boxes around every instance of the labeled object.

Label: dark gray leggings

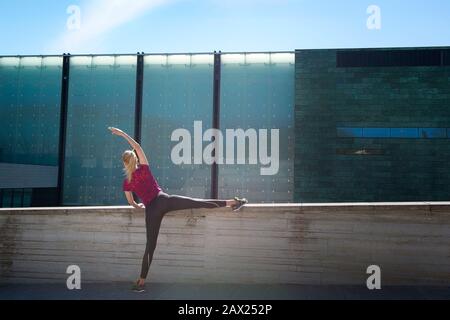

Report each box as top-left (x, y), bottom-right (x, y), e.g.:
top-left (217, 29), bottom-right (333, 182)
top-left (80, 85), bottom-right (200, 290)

top-left (140, 191), bottom-right (227, 279)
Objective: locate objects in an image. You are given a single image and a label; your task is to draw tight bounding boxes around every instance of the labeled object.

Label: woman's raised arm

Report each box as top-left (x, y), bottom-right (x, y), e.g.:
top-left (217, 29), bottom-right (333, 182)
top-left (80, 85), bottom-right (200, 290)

top-left (108, 127), bottom-right (149, 165)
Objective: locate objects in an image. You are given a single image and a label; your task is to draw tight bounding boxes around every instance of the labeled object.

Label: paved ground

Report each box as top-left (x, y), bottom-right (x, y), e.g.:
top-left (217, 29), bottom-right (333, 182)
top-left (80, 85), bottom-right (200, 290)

top-left (0, 283), bottom-right (449, 300)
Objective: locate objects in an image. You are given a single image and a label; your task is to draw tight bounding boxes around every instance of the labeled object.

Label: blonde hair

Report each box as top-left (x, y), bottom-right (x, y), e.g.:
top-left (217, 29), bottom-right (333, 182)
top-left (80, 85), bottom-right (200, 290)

top-left (122, 150), bottom-right (138, 183)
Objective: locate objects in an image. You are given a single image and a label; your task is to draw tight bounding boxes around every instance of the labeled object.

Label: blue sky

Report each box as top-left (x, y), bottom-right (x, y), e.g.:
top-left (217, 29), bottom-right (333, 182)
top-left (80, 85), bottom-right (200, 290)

top-left (0, 0), bottom-right (449, 55)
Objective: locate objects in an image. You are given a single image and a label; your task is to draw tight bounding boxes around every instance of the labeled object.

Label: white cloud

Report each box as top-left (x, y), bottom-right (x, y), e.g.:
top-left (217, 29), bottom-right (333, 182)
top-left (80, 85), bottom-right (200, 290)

top-left (209, 0), bottom-right (293, 8)
top-left (50, 0), bottom-right (172, 53)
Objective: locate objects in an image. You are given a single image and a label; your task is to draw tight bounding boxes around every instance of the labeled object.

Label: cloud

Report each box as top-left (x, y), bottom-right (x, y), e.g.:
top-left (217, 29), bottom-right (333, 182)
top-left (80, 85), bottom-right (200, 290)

top-left (209, 0), bottom-right (293, 8)
top-left (49, 0), bottom-right (172, 53)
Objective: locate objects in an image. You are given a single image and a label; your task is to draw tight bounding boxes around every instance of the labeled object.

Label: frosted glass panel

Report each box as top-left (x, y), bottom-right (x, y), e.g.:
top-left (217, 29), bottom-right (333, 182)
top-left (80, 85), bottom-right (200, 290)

top-left (1, 52), bottom-right (296, 206)
top-left (0, 56), bottom-right (62, 166)
top-left (63, 56), bottom-right (136, 205)
top-left (219, 53), bottom-right (295, 203)
top-left (141, 54), bottom-right (214, 198)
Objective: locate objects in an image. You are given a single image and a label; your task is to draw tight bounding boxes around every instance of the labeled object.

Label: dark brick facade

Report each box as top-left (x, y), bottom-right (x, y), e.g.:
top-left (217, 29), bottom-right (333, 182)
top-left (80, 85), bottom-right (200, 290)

top-left (294, 48), bottom-right (450, 202)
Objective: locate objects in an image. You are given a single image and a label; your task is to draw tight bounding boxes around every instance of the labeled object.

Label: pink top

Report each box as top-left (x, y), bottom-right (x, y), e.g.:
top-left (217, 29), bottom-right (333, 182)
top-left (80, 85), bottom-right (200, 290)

top-left (123, 164), bottom-right (162, 205)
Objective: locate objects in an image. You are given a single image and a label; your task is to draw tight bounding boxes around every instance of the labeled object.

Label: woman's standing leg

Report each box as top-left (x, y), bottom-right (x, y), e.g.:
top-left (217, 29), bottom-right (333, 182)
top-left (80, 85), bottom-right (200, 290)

top-left (139, 196), bottom-right (166, 281)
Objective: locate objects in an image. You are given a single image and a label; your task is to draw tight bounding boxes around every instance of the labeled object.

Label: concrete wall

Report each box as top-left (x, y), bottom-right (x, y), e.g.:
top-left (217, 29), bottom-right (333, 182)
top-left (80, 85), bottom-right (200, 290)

top-left (294, 48), bottom-right (450, 203)
top-left (1, 203), bottom-right (450, 286)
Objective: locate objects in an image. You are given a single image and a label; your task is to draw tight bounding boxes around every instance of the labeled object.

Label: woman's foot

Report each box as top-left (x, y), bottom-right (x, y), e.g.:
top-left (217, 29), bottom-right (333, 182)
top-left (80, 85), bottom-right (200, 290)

top-left (132, 278), bottom-right (146, 292)
top-left (231, 196), bottom-right (248, 211)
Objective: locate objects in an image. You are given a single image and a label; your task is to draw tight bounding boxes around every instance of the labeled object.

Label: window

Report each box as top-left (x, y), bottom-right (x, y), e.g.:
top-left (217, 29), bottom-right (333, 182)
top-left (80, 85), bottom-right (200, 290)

top-left (444, 49), bottom-right (450, 66)
top-left (338, 127), bottom-right (450, 139)
top-left (337, 49), bottom-right (443, 68)
top-left (12, 189), bottom-right (23, 207)
top-left (362, 128), bottom-right (390, 138)
top-left (6, 189), bottom-right (13, 207)
top-left (23, 189), bottom-right (32, 207)
top-left (0, 188), bottom-right (32, 207)
top-left (419, 128), bottom-right (447, 139)
top-left (390, 128), bottom-right (419, 138)
top-left (1, 189), bottom-right (12, 207)
top-left (337, 127), bottom-right (363, 138)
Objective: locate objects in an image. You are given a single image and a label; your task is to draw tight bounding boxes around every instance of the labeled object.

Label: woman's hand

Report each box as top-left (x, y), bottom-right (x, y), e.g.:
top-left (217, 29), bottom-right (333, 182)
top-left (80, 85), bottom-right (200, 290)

top-left (108, 127), bottom-right (124, 137)
top-left (134, 203), bottom-right (146, 209)
top-left (109, 127), bottom-right (148, 165)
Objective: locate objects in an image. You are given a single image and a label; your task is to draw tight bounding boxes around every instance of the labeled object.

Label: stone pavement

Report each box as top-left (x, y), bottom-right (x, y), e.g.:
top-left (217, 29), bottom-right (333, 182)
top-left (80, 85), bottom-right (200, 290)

top-left (0, 283), bottom-right (449, 300)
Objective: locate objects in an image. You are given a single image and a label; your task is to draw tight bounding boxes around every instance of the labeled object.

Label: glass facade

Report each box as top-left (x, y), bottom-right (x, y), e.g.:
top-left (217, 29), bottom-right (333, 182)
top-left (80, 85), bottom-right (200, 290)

top-left (0, 52), bottom-right (295, 207)
top-left (63, 56), bottom-right (136, 205)
top-left (0, 56), bottom-right (62, 166)
top-left (219, 53), bottom-right (295, 203)
top-left (141, 54), bottom-right (214, 198)
top-left (1, 189), bottom-right (32, 208)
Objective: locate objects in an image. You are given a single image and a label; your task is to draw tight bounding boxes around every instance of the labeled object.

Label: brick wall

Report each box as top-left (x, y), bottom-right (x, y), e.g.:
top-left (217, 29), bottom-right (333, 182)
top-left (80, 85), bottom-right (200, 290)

top-left (294, 48), bottom-right (450, 202)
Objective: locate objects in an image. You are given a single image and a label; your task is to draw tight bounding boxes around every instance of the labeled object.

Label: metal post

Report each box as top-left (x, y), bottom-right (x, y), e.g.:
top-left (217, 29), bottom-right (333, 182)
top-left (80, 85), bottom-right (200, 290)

top-left (211, 52), bottom-right (222, 199)
top-left (57, 54), bottom-right (71, 206)
top-left (134, 53), bottom-right (144, 143)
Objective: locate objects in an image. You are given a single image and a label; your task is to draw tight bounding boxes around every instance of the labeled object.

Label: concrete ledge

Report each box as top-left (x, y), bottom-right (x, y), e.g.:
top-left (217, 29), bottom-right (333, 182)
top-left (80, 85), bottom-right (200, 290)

top-left (2, 201), bottom-right (450, 214)
top-left (1, 202), bottom-right (450, 286)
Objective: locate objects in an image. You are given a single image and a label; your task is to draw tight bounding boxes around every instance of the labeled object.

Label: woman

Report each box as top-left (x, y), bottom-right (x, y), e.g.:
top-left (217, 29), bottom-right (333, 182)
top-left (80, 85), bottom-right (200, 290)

top-left (108, 127), bottom-right (247, 292)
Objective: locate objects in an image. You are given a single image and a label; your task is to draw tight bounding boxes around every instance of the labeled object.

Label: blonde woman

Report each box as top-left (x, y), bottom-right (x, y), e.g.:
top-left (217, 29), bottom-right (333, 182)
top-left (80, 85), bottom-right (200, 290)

top-left (108, 127), bottom-right (247, 292)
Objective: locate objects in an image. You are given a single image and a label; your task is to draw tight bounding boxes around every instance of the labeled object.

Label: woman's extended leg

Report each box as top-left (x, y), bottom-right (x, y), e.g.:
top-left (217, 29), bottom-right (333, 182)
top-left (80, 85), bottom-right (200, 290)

top-left (165, 194), bottom-right (235, 212)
